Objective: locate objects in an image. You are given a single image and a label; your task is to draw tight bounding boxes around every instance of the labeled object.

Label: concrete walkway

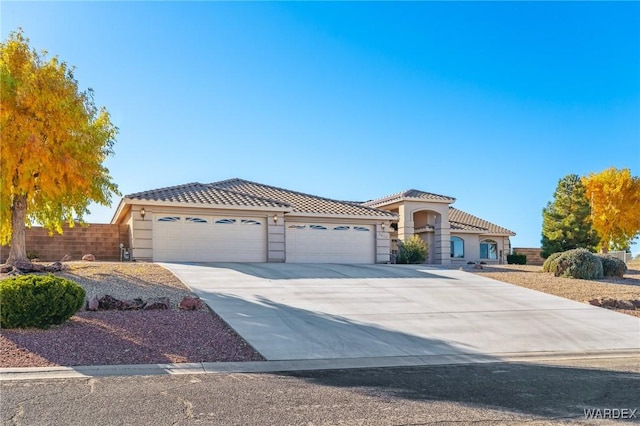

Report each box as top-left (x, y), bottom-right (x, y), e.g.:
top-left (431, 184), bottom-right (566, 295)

top-left (163, 263), bottom-right (640, 361)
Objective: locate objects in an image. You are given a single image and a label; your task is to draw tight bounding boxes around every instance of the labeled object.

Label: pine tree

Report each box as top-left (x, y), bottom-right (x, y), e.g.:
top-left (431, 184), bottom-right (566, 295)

top-left (541, 174), bottom-right (599, 258)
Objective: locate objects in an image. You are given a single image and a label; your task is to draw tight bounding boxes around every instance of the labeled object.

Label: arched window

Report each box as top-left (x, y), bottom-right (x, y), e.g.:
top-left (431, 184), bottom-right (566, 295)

top-left (480, 239), bottom-right (498, 260)
top-left (450, 237), bottom-right (464, 258)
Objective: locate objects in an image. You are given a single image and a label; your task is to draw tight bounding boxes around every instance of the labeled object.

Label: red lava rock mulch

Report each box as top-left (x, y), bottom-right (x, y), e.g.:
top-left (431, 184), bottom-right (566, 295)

top-left (0, 310), bottom-right (264, 368)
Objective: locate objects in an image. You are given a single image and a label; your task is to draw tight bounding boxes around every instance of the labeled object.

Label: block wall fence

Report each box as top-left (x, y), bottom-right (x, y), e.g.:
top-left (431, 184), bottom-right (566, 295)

top-left (512, 247), bottom-right (544, 265)
top-left (1, 224), bottom-right (130, 263)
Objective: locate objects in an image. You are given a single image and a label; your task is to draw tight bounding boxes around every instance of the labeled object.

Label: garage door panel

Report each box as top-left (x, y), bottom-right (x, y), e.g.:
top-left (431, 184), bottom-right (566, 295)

top-left (153, 216), bottom-right (266, 262)
top-left (286, 223), bottom-right (374, 264)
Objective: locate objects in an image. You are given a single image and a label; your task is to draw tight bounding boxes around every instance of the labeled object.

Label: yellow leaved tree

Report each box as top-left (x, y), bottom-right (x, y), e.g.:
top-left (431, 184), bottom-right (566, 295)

top-left (1, 29), bottom-right (119, 265)
top-left (582, 167), bottom-right (640, 252)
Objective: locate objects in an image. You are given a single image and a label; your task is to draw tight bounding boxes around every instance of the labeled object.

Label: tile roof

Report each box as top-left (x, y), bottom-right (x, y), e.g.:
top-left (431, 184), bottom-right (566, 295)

top-left (126, 183), bottom-right (291, 209)
top-left (209, 178), bottom-right (397, 218)
top-left (449, 207), bottom-right (515, 236)
top-left (364, 189), bottom-right (456, 207)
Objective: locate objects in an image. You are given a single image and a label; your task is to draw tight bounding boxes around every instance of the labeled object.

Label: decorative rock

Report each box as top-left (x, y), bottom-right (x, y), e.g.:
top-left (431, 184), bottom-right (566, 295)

top-left (0, 264), bottom-right (13, 274)
top-left (588, 299), bottom-right (602, 307)
top-left (615, 300), bottom-right (635, 310)
top-left (61, 254), bottom-right (72, 262)
top-left (87, 296), bottom-right (99, 311)
top-left (14, 260), bottom-right (44, 272)
top-left (632, 300), bottom-right (640, 309)
top-left (143, 297), bottom-right (170, 310)
top-left (600, 298), bottom-right (617, 308)
top-left (179, 296), bottom-right (204, 311)
top-left (98, 295), bottom-right (124, 310)
top-left (44, 261), bottom-right (63, 272)
top-left (122, 298), bottom-right (146, 310)
top-left (82, 254), bottom-right (96, 261)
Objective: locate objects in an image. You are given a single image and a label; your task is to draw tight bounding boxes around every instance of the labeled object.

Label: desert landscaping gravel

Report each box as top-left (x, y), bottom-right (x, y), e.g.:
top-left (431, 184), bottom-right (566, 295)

top-left (1, 260), bottom-right (639, 368)
top-left (1, 262), bottom-right (264, 368)
top-left (470, 263), bottom-right (640, 318)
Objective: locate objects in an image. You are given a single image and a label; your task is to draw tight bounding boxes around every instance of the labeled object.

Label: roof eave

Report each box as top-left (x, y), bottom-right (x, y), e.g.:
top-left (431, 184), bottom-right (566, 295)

top-left (110, 199), bottom-right (129, 224)
top-left (365, 196), bottom-right (454, 208)
top-left (286, 212), bottom-right (398, 221)
top-left (118, 198), bottom-right (293, 213)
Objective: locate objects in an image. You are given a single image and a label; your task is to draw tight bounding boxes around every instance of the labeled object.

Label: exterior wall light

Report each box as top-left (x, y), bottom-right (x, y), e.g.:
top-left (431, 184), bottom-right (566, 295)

top-left (381, 223), bottom-right (386, 231)
top-left (273, 214), bottom-right (278, 224)
top-left (140, 207), bottom-right (146, 221)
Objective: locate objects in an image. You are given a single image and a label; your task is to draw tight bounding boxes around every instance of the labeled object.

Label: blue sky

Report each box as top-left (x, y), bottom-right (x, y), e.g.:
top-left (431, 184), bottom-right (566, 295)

top-left (2, 2), bottom-right (639, 252)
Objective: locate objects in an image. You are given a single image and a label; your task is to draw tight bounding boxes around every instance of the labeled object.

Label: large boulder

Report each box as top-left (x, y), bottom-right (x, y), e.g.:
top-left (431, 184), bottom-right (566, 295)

top-left (44, 262), bottom-right (63, 272)
top-left (179, 296), bottom-right (204, 311)
top-left (98, 295), bottom-right (124, 310)
top-left (121, 298), bottom-right (146, 310)
top-left (82, 254), bottom-right (96, 262)
top-left (61, 254), bottom-right (72, 262)
top-left (14, 260), bottom-right (45, 272)
top-left (86, 295), bottom-right (100, 311)
top-left (615, 300), bottom-right (635, 310)
top-left (143, 297), bottom-right (170, 310)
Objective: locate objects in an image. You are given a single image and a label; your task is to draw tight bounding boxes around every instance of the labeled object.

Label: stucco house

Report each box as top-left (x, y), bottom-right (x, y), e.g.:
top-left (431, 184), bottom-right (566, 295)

top-left (111, 178), bottom-right (514, 265)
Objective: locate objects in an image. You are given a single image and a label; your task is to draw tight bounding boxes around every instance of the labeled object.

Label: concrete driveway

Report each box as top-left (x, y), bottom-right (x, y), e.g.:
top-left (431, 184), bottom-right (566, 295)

top-left (163, 263), bottom-right (640, 361)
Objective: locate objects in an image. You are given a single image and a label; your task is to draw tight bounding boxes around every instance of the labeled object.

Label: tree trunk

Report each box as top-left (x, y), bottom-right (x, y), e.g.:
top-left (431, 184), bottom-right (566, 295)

top-left (6, 194), bottom-right (29, 265)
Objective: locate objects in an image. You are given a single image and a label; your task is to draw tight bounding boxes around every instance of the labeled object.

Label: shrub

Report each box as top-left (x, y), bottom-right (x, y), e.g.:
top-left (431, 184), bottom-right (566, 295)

top-left (542, 251), bottom-right (564, 273)
top-left (396, 235), bottom-right (427, 264)
top-left (554, 248), bottom-right (603, 280)
top-left (507, 253), bottom-right (527, 265)
top-left (0, 274), bottom-right (85, 329)
top-left (596, 254), bottom-right (627, 278)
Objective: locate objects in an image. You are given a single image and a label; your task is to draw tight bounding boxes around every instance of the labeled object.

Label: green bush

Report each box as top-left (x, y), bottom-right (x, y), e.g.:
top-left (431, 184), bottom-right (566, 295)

top-left (396, 235), bottom-right (427, 264)
top-left (542, 251), bottom-right (564, 273)
top-left (554, 248), bottom-right (603, 280)
top-left (596, 254), bottom-right (627, 278)
top-left (506, 253), bottom-right (527, 265)
top-left (0, 274), bottom-right (85, 329)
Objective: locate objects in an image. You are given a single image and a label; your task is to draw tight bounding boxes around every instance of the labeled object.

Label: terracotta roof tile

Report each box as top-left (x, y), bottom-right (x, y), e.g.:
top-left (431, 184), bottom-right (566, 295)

top-left (210, 178), bottom-right (396, 218)
top-left (126, 183), bottom-right (291, 209)
top-left (449, 207), bottom-right (515, 236)
top-left (364, 189), bottom-right (456, 207)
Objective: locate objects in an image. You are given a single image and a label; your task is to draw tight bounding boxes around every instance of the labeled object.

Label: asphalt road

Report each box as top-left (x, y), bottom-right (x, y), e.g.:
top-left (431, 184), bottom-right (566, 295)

top-left (2, 356), bottom-right (639, 425)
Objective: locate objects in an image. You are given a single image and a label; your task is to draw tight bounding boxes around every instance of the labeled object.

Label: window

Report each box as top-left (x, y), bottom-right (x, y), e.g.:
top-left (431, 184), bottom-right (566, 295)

top-left (157, 216), bottom-right (180, 222)
top-left (333, 226), bottom-right (350, 231)
top-left (310, 224), bottom-right (328, 230)
top-left (480, 239), bottom-right (498, 260)
top-left (215, 218), bottom-right (236, 224)
top-left (241, 219), bottom-right (261, 225)
top-left (288, 224), bottom-right (306, 230)
top-left (354, 226), bottom-right (370, 232)
top-left (450, 237), bottom-right (464, 258)
top-left (186, 217), bottom-right (207, 224)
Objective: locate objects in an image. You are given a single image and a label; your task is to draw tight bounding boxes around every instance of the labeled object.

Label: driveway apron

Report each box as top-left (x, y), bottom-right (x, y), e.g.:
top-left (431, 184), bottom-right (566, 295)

top-left (162, 263), bottom-right (640, 361)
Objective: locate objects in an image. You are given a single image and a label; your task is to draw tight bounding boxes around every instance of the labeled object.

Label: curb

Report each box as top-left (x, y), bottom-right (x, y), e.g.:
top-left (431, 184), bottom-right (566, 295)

top-left (2, 349), bottom-right (639, 381)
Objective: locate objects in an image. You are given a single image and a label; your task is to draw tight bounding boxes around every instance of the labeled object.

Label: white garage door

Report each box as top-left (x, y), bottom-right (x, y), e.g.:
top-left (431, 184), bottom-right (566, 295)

top-left (153, 215), bottom-right (267, 262)
top-left (286, 223), bottom-right (375, 263)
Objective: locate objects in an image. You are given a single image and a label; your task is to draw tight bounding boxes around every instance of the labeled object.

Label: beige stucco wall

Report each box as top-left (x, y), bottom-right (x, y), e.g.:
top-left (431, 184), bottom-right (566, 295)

top-left (124, 205), bottom-right (390, 263)
top-left (126, 205), bottom-right (288, 262)
top-left (449, 233), bottom-right (511, 265)
top-left (376, 223), bottom-right (391, 263)
top-left (396, 201), bottom-right (451, 265)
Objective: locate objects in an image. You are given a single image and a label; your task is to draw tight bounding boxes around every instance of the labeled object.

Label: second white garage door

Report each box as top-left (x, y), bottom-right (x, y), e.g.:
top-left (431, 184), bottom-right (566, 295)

top-left (153, 215), bottom-right (267, 262)
top-left (286, 223), bottom-right (375, 263)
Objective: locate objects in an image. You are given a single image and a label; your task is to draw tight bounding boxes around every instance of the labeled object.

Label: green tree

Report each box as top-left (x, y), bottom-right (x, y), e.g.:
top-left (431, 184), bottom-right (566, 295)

top-left (541, 174), bottom-right (599, 258)
top-left (1, 29), bottom-right (119, 265)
